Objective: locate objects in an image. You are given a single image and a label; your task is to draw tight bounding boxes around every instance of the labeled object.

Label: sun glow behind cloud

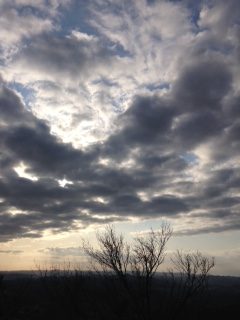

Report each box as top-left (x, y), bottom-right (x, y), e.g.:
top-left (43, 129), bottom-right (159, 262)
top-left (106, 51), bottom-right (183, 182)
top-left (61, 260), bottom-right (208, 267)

top-left (14, 162), bottom-right (39, 181)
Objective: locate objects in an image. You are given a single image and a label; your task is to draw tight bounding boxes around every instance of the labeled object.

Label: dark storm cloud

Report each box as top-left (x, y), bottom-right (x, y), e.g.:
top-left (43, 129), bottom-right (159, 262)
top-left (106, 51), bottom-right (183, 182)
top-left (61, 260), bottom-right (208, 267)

top-left (101, 58), bottom-right (233, 159)
top-left (0, 212), bottom-right (42, 242)
top-left (105, 193), bottom-right (188, 218)
top-left (102, 95), bottom-right (176, 159)
top-left (175, 221), bottom-right (240, 237)
top-left (198, 168), bottom-right (240, 203)
top-left (1, 48), bottom-right (238, 240)
top-left (4, 125), bottom-right (85, 175)
top-left (92, 52), bottom-right (239, 233)
top-left (1, 47), bottom-right (239, 240)
top-left (173, 111), bottom-right (222, 148)
top-left (168, 58), bottom-right (234, 150)
top-left (0, 87), bottom-right (104, 240)
top-left (0, 173), bottom-right (126, 242)
top-left (1, 0), bottom-right (240, 241)
top-left (173, 60), bottom-right (232, 111)
top-left (0, 86), bottom-right (95, 180)
top-left (0, 86), bottom-right (28, 123)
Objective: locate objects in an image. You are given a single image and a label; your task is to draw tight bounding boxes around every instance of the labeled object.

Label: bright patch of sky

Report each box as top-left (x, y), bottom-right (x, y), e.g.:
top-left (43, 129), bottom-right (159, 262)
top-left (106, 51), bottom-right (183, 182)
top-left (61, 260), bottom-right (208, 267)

top-left (14, 162), bottom-right (39, 181)
top-left (180, 152), bottom-right (199, 165)
top-left (2, 0), bottom-right (196, 147)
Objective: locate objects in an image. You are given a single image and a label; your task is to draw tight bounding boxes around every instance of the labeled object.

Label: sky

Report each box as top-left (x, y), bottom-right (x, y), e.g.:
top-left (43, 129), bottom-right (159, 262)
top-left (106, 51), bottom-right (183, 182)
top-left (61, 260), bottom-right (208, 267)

top-left (0, 0), bottom-right (240, 275)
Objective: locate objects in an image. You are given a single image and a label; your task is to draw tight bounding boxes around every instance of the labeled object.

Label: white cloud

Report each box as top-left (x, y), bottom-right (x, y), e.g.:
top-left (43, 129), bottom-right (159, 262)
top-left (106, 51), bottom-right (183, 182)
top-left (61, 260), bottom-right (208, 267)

top-left (1, 0), bottom-right (198, 149)
top-left (14, 161), bottom-right (39, 181)
top-left (0, 6), bottom-right (54, 64)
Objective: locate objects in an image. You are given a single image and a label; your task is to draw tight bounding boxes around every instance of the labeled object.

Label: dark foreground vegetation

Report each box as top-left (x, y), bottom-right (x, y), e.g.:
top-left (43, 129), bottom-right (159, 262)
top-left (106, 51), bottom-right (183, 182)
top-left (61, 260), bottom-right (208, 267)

top-left (0, 271), bottom-right (239, 320)
top-left (0, 225), bottom-right (239, 319)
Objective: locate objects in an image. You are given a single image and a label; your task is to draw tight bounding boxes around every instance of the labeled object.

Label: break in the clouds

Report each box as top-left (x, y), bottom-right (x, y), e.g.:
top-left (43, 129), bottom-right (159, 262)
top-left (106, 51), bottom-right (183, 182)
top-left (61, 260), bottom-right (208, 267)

top-left (0, 0), bottom-right (240, 243)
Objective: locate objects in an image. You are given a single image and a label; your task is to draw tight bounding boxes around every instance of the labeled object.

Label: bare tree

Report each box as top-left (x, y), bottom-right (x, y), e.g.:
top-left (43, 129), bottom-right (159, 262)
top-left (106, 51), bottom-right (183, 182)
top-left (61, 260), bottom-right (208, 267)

top-left (83, 223), bottom-right (172, 320)
top-left (171, 250), bottom-right (215, 293)
top-left (83, 225), bottom-right (215, 320)
top-left (131, 224), bottom-right (172, 319)
top-left (169, 250), bottom-right (215, 319)
top-left (132, 223), bottom-right (172, 278)
top-left (83, 225), bottom-right (131, 288)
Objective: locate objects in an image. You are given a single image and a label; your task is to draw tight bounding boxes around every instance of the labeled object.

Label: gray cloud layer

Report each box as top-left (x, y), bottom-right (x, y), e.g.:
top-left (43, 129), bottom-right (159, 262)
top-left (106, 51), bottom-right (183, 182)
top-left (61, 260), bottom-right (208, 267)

top-left (0, 0), bottom-right (240, 242)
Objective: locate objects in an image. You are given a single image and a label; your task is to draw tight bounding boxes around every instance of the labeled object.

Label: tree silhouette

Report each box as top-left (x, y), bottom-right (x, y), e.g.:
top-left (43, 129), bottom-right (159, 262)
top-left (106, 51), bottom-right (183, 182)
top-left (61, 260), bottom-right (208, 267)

top-left (83, 223), bottom-right (172, 320)
top-left (169, 250), bottom-right (215, 319)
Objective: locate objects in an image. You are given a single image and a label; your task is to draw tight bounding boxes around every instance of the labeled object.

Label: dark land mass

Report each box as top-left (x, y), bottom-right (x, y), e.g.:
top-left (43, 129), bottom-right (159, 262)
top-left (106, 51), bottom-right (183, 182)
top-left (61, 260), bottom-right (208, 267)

top-left (0, 271), bottom-right (239, 320)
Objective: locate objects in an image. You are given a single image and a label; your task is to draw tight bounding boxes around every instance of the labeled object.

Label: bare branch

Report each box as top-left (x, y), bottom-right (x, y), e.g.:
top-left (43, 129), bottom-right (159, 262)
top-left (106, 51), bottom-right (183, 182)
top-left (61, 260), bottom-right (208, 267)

top-left (132, 222), bottom-right (172, 278)
top-left (171, 250), bottom-right (215, 296)
top-left (82, 225), bottom-right (130, 280)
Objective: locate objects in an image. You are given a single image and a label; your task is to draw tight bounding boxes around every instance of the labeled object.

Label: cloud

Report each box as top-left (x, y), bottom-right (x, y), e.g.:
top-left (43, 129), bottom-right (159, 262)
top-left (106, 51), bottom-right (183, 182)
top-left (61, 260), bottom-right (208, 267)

top-left (0, 0), bottom-right (240, 243)
top-left (40, 246), bottom-right (86, 257)
top-left (0, 1), bottom-right (56, 64)
top-left (0, 250), bottom-right (23, 254)
top-left (11, 33), bottom-right (114, 83)
top-left (173, 60), bottom-right (232, 111)
top-left (174, 222), bottom-right (240, 237)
